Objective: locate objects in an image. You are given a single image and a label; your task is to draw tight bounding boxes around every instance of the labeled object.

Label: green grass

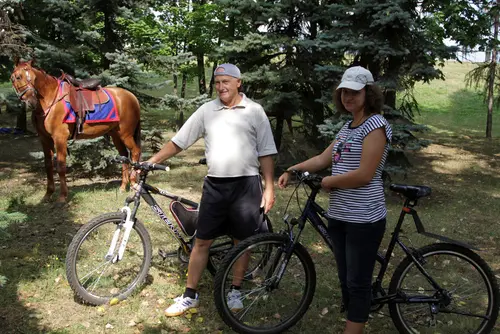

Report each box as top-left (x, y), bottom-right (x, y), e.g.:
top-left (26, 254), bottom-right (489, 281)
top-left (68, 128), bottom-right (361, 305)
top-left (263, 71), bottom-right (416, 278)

top-left (0, 62), bottom-right (499, 333)
top-left (413, 61), bottom-right (500, 137)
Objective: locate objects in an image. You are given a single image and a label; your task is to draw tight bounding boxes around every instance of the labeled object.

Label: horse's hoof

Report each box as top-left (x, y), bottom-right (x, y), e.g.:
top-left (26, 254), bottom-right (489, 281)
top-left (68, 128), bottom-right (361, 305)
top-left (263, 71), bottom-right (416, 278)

top-left (41, 196), bottom-right (52, 203)
top-left (54, 197), bottom-right (67, 207)
top-left (119, 186), bottom-right (127, 193)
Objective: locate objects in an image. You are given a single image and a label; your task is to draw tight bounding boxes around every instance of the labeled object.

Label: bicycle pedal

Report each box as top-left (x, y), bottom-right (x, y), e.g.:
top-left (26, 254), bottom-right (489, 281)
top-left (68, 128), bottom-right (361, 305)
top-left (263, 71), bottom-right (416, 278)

top-left (158, 249), bottom-right (177, 260)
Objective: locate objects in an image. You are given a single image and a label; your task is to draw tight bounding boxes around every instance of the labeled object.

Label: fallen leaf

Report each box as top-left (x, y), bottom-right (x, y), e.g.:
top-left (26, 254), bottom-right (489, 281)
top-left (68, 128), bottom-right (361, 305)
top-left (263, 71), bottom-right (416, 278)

top-left (185, 313), bottom-right (192, 320)
top-left (320, 307), bottom-right (328, 316)
top-left (109, 298), bottom-right (120, 306)
top-left (196, 317), bottom-right (204, 323)
top-left (105, 323), bottom-right (114, 329)
top-left (127, 320), bottom-right (136, 327)
top-left (97, 306), bottom-right (106, 315)
top-left (189, 308), bottom-right (198, 314)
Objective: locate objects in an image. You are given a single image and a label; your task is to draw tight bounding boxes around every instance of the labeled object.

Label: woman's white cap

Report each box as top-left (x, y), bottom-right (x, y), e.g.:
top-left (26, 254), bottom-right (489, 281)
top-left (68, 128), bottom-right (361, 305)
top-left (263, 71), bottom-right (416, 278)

top-left (336, 66), bottom-right (374, 91)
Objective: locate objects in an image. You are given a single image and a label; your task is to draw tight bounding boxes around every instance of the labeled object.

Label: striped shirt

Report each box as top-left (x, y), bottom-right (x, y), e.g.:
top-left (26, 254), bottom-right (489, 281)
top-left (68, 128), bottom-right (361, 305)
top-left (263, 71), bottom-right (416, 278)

top-left (327, 114), bottom-right (392, 223)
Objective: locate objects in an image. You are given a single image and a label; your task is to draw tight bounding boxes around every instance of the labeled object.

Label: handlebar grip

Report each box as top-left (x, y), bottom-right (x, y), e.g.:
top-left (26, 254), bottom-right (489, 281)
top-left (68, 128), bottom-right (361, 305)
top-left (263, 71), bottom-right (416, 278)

top-left (113, 155), bottom-right (130, 164)
top-left (150, 163), bottom-right (170, 171)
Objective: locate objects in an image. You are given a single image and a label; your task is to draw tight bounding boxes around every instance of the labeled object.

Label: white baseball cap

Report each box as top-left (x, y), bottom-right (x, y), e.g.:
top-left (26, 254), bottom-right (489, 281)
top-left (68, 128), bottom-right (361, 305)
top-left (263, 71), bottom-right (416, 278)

top-left (336, 66), bottom-right (374, 91)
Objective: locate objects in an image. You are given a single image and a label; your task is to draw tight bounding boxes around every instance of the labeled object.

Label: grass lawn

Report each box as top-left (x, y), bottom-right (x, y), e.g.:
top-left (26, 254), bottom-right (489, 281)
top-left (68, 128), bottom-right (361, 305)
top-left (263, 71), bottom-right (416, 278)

top-left (0, 62), bottom-right (499, 333)
top-left (413, 61), bottom-right (500, 138)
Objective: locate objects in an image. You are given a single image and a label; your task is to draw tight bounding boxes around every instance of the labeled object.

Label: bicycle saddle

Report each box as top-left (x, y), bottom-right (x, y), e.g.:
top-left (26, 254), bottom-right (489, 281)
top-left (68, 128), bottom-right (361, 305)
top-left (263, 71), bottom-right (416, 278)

top-left (170, 201), bottom-right (198, 237)
top-left (389, 184), bottom-right (431, 200)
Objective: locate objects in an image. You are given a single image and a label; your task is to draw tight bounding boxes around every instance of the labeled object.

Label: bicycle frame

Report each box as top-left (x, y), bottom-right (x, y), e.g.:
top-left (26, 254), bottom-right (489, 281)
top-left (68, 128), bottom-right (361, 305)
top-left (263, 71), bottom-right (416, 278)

top-left (281, 179), bottom-right (478, 306)
top-left (110, 173), bottom-right (199, 262)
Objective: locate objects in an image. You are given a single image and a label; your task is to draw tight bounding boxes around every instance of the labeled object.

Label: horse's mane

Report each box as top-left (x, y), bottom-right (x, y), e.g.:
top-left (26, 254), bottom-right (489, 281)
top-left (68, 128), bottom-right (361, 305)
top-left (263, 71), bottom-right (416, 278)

top-left (16, 61), bottom-right (50, 78)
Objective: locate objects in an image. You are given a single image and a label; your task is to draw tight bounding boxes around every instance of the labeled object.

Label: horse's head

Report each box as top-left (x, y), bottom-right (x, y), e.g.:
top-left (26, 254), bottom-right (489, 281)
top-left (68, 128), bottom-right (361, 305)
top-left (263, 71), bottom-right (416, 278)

top-left (11, 58), bottom-right (39, 108)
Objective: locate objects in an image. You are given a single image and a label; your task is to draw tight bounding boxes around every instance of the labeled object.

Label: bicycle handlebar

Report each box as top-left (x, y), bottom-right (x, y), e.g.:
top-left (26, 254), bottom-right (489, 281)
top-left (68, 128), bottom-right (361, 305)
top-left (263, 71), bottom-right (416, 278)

top-left (289, 170), bottom-right (323, 190)
top-left (112, 156), bottom-right (169, 172)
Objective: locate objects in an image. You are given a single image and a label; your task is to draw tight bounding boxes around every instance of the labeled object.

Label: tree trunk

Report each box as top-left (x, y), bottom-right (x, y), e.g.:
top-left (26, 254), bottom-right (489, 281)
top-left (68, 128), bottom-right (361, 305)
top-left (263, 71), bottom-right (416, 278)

top-left (101, 5), bottom-right (120, 69)
top-left (208, 61), bottom-right (217, 97)
top-left (274, 115), bottom-right (284, 151)
top-left (385, 91), bottom-right (397, 110)
top-left (181, 73), bottom-right (187, 98)
top-left (16, 103), bottom-right (27, 131)
top-left (486, 3), bottom-right (498, 139)
top-left (197, 52), bottom-right (206, 95)
top-left (176, 110), bottom-right (185, 131)
top-left (173, 73), bottom-right (178, 96)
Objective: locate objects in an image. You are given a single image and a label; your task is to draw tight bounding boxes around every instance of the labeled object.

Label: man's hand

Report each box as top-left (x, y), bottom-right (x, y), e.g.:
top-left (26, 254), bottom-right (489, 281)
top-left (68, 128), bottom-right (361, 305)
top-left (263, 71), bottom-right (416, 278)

top-left (260, 188), bottom-right (275, 214)
top-left (278, 172), bottom-right (291, 189)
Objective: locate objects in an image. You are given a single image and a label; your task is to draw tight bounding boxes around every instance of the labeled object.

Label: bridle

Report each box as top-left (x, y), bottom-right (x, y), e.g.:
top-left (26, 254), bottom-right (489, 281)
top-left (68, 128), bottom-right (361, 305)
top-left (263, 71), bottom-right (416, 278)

top-left (12, 66), bottom-right (38, 99)
top-left (11, 65), bottom-right (67, 116)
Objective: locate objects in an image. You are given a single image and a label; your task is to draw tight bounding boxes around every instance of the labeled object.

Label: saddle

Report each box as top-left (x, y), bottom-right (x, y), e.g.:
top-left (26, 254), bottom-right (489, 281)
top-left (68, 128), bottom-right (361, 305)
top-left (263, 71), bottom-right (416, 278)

top-left (64, 74), bottom-right (101, 90)
top-left (60, 73), bottom-right (109, 137)
top-left (170, 201), bottom-right (198, 238)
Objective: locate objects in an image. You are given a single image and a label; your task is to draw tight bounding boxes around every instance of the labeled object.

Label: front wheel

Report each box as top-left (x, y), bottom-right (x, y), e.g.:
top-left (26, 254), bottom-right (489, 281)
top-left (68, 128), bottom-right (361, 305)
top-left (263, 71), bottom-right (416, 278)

top-left (214, 233), bottom-right (316, 334)
top-left (207, 215), bottom-right (274, 276)
top-left (66, 212), bottom-right (153, 305)
top-left (389, 243), bottom-right (499, 334)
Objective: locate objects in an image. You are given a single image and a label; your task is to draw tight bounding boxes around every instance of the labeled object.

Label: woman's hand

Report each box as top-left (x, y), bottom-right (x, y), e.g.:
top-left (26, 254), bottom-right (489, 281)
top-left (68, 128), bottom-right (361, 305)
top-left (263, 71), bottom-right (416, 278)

top-left (278, 172), bottom-right (291, 189)
top-left (321, 176), bottom-right (335, 192)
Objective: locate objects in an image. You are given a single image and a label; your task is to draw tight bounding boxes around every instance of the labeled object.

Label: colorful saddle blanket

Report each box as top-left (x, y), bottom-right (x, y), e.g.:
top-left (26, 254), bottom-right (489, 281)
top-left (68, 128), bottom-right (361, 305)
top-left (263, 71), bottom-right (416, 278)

top-left (60, 81), bottom-right (119, 124)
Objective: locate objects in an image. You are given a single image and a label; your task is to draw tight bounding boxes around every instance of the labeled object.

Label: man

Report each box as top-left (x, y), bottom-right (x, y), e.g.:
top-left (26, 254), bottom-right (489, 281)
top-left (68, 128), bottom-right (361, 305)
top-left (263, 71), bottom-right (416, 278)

top-left (146, 63), bottom-right (277, 316)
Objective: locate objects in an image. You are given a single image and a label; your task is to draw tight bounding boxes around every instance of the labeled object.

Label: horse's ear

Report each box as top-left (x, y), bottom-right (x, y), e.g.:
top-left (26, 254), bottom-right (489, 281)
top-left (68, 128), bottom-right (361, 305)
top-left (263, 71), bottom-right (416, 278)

top-left (13, 56), bottom-right (20, 67)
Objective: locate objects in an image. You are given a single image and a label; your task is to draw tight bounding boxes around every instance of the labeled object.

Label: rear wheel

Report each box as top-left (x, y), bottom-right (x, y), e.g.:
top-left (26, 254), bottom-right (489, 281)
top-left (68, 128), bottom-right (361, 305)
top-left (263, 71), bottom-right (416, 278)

top-left (389, 243), bottom-right (499, 334)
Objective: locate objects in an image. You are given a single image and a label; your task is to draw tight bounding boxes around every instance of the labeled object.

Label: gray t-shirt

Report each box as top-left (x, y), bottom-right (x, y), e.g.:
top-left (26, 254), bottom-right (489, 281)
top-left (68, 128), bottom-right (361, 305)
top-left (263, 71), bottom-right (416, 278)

top-left (172, 94), bottom-right (278, 177)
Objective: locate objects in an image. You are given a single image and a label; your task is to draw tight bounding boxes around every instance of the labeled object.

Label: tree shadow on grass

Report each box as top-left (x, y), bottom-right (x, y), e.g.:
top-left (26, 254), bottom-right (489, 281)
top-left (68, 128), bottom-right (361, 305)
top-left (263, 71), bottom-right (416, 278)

top-left (0, 195), bottom-right (79, 333)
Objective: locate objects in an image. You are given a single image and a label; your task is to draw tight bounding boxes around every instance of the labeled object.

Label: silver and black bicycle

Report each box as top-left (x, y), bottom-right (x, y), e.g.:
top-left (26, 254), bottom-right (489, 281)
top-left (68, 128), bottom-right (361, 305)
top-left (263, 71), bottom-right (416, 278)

top-left (65, 156), bottom-right (272, 305)
top-left (213, 170), bottom-right (499, 334)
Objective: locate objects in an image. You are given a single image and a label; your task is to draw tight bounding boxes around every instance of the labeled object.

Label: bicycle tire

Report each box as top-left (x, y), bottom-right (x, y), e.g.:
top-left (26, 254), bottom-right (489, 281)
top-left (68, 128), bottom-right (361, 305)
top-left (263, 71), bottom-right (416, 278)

top-left (214, 233), bottom-right (316, 334)
top-left (66, 212), bottom-right (153, 305)
top-left (389, 243), bottom-right (499, 334)
top-left (206, 215), bottom-right (274, 276)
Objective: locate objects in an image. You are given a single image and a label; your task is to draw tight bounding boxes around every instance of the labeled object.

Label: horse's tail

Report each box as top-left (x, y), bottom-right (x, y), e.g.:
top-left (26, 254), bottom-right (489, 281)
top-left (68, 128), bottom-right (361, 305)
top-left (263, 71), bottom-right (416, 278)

top-left (133, 119), bottom-right (141, 161)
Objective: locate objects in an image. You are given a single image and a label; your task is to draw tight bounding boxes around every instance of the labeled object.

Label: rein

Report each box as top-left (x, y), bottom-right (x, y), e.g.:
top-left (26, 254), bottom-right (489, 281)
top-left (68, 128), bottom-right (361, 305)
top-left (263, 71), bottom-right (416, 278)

top-left (13, 67), bottom-right (67, 117)
top-left (42, 81), bottom-right (68, 116)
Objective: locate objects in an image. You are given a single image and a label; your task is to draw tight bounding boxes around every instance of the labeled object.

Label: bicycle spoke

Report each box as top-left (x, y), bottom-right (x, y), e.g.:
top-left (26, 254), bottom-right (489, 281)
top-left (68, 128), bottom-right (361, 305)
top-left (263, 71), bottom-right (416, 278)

top-left (390, 246), bottom-right (497, 334)
top-left (215, 235), bottom-right (315, 333)
top-left (79, 259), bottom-right (113, 286)
top-left (89, 260), bottom-right (114, 293)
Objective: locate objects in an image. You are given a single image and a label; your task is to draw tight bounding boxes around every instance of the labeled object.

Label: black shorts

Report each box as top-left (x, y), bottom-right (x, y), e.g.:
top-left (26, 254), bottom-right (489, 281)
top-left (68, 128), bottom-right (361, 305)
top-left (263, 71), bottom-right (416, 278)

top-left (196, 175), bottom-right (263, 240)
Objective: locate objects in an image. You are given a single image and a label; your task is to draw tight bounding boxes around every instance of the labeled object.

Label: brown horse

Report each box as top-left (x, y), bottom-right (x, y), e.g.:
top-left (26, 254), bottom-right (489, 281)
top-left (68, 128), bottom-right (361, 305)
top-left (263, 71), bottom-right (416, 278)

top-left (10, 59), bottom-right (141, 203)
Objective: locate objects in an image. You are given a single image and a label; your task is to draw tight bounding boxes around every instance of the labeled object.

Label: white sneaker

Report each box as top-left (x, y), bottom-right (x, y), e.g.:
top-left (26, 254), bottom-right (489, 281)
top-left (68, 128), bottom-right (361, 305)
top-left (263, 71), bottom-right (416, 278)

top-left (227, 289), bottom-right (243, 312)
top-left (164, 294), bottom-right (199, 317)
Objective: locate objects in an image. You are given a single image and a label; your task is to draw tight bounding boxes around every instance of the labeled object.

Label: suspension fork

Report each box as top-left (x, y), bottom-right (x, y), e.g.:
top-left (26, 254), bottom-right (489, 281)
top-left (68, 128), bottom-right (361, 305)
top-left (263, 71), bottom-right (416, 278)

top-left (105, 179), bottom-right (143, 263)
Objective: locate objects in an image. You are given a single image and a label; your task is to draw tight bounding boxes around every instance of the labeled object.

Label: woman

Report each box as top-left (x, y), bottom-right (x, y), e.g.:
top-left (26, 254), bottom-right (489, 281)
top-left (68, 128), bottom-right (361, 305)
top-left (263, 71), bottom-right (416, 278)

top-left (278, 66), bottom-right (392, 334)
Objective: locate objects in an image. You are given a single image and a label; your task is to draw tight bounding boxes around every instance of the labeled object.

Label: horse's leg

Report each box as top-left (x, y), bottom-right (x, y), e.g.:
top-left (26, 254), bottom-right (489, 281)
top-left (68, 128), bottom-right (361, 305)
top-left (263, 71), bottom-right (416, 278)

top-left (110, 131), bottom-right (130, 191)
top-left (40, 136), bottom-right (55, 202)
top-left (53, 133), bottom-right (69, 203)
top-left (121, 133), bottom-right (141, 186)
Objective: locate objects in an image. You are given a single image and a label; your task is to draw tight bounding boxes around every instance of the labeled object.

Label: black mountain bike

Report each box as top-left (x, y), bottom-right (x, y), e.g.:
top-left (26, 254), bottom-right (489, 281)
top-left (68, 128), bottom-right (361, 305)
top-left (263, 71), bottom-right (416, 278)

top-left (214, 170), bottom-right (499, 334)
top-left (65, 156), bottom-right (272, 305)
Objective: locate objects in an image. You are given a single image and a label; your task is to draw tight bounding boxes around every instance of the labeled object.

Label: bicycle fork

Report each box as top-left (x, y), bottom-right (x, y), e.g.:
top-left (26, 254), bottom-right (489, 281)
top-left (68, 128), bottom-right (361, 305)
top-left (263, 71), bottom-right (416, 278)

top-left (105, 206), bottom-right (135, 263)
